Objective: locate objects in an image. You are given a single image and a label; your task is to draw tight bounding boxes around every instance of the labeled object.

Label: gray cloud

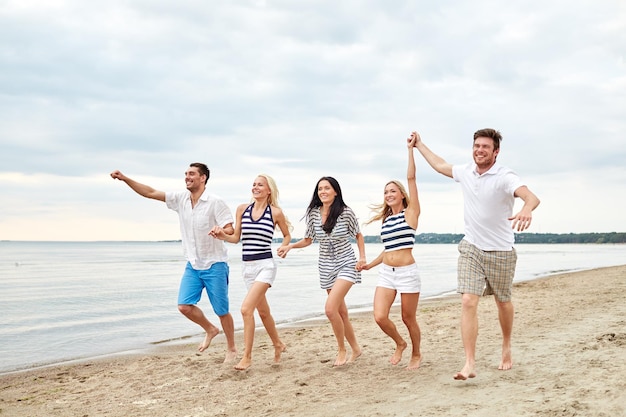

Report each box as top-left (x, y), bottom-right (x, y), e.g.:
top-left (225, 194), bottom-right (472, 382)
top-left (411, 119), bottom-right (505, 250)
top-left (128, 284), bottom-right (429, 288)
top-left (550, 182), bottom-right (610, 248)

top-left (1, 0), bottom-right (624, 239)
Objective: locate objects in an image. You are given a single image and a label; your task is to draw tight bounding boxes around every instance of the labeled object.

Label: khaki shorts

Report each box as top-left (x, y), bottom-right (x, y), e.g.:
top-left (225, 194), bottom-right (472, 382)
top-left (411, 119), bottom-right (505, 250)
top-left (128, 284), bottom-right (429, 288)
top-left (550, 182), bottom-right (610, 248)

top-left (457, 240), bottom-right (517, 302)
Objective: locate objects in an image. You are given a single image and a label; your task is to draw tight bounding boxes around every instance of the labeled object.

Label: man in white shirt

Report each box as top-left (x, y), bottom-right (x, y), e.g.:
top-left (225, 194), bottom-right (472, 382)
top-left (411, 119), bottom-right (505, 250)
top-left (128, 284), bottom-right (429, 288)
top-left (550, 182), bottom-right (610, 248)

top-left (111, 163), bottom-right (237, 363)
top-left (412, 129), bottom-right (540, 380)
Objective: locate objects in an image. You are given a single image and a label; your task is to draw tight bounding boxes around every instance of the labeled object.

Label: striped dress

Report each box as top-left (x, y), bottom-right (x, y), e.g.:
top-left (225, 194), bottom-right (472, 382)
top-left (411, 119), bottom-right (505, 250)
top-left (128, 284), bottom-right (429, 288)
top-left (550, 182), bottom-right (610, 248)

top-left (305, 206), bottom-right (361, 289)
top-left (241, 203), bottom-right (275, 261)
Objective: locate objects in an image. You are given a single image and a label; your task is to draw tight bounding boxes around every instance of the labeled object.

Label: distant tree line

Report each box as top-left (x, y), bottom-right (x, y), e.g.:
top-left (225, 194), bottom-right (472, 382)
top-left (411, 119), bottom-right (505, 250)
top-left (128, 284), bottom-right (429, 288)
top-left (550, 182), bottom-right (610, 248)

top-left (277, 232), bottom-right (626, 244)
top-left (512, 232), bottom-right (626, 244)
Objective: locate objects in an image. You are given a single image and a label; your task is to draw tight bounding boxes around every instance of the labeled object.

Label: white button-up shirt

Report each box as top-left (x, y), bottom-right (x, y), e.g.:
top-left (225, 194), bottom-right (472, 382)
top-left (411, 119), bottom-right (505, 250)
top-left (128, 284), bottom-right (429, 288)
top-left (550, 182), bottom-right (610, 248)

top-left (166, 189), bottom-right (233, 270)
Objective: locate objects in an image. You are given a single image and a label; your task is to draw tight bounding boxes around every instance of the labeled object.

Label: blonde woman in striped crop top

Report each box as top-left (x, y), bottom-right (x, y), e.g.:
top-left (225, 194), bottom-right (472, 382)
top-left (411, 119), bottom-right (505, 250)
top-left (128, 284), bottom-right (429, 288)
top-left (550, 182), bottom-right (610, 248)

top-left (212, 174), bottom-right (292, 371)
top-left (359, 134), bottom-right (423, 370)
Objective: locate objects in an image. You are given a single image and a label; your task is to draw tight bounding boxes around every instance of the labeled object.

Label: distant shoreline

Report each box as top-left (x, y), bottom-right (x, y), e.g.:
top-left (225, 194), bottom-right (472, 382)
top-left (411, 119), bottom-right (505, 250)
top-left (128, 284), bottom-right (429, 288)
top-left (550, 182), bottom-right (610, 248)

top-left (2, 232), bottom-right (626, 244)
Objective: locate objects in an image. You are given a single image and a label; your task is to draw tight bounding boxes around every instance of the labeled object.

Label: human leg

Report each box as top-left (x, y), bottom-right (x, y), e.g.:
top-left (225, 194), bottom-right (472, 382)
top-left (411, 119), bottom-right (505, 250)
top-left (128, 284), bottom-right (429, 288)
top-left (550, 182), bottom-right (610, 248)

top-left (455, 241), bottom-right (486, 380)
top-left (235, 284), bottom-right (262, 370)
top-left (373, 286), bottom-right (406, 365)
top-left (496, 299), bottom-right (514, 370)
top-left (337, 291), bottom-right (361, 363)
top-left (177, 263), bottom-right (220, 352)
top-left (483, 248), bottom-right (517, 371)
top-left (325, 279), bottom-right (359, 366)
top-left (178, 304), bottom-right (220, 352)
top-left (454, 293), bottom-right (479, 380)
top-left (255, 295), bottom-right (286, 363)
top-left (236, 259), bottom-right (284, 369)
top-left (202, 262), bottom-right (237, 361)
top-left (216, 313), bottom-right (236, 362)
top-left (400, 292), bottom-right (421, 370)
top-left (235, 282), bottom-right (279, 370)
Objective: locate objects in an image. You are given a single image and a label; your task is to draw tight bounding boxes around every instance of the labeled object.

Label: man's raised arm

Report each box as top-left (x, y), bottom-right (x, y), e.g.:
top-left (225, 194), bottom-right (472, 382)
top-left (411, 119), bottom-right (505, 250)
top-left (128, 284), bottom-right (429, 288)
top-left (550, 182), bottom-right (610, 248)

top-left (110, 170), bottom-right (166, 202)
top-left (411, 131), bottom-right (454, 178)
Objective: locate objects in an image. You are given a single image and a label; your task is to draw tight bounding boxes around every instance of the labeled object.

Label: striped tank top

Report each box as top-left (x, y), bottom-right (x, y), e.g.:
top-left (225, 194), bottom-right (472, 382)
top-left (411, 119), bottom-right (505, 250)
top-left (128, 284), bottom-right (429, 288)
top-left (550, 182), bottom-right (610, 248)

top-left (241, 203), bottom-right (275, 261)
top-left (381, 210), bottom-right (415, 252)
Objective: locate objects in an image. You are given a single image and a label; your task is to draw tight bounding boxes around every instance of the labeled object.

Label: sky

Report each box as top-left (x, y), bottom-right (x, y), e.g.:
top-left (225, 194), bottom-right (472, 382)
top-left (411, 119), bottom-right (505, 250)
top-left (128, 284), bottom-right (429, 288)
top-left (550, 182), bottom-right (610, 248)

top-left (1, 0), bottom-right (625, 241)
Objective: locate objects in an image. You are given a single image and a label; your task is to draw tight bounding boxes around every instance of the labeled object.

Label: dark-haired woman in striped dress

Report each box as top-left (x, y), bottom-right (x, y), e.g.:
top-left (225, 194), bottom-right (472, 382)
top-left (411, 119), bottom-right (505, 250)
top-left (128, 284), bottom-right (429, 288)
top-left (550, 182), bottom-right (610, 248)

top-left (278, 176), bottom-right (366, 367)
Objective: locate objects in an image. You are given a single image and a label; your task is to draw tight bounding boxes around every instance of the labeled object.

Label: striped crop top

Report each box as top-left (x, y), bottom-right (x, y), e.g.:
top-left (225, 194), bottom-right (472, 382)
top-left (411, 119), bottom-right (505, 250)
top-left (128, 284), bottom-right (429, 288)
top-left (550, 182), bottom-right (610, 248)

top-left (241, 203), bottom-right (275, 261)
top-left (381, 210), bottom-right (415, 252)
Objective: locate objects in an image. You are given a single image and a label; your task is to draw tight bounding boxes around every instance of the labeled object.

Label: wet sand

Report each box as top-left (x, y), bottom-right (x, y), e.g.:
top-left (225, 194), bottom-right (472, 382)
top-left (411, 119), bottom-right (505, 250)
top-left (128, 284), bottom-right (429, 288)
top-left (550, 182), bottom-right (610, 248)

top-left (1, 265), bottom-right (625, 417)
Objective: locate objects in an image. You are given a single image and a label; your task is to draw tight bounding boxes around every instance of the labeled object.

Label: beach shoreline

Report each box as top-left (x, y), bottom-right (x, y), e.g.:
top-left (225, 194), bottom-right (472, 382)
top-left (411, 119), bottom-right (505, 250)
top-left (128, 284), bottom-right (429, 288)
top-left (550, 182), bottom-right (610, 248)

top-left (0, 287), bottom-right (463, 377)
top-left (1, 265), bottom-right (625, 416)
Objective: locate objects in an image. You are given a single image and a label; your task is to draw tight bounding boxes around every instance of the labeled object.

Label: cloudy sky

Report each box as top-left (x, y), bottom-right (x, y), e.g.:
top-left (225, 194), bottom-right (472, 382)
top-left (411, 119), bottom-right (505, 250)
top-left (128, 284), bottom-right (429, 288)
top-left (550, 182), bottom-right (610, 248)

top-left (1, 0), bottom-right (624, 241)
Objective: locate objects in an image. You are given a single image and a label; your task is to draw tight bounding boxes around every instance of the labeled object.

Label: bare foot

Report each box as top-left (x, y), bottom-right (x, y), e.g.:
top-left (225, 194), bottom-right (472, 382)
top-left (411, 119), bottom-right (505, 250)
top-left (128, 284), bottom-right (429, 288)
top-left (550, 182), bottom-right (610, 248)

top-left (234, 357), bottom-right (251, 371)
top-left (453, 364), bottom-right (477, 380)
top-left (333, 349), bottom-right (348, 367)
top-left (347, 347), bottom-right (362, 363)
top-left (406, 354), bottom-right (422, 371)
top-left (223, 349), bottom-right (238, 364)
top-left (499, 345), bottom-right (512, 370)
top-left (198, 327), bottom-right (220, 352)
top-left (390, 340), bottom-right (408, 365)
top-left (273, 342), bottom-right (287, 363)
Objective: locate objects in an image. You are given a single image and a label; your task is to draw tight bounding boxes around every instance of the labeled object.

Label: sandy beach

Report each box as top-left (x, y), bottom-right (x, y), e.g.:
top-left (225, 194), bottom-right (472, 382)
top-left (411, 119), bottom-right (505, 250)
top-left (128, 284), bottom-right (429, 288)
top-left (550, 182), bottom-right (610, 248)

top-left (1, 265), bottom-right (625, 417)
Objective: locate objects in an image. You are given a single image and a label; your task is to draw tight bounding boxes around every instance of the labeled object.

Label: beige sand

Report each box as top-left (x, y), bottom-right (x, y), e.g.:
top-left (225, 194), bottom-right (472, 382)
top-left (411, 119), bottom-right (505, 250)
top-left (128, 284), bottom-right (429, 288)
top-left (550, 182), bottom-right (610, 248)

top-left (1, 265), bottom-right (625, 417)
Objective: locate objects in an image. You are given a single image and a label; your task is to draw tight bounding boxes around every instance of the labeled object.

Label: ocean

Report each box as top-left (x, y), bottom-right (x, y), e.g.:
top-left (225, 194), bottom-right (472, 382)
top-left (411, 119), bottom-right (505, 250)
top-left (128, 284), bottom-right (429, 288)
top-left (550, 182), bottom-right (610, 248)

top-left (1, 241), bottom-right (624, 374)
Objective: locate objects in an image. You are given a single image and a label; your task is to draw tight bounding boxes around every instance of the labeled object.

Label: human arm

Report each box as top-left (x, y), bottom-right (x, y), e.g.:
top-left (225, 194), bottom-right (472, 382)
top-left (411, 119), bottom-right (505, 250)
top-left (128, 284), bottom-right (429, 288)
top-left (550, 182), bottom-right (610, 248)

top-left (509, 186), bottom-right (541, 231)
top-left (411, 131), bottom-right (454, 178)
top-left (278, 210), bottom-right (314, 258)
top-left (110, 170), bottom-right (166, 201)
top-left (354, 232), bottom-right (367, 271)
top-left (210, 204), bottom-right (244, 243)
top-left (276, 237), bottom-right (312, 258)
top-left (358, 249), bottom-right (383, 271)
top-left (273, 207), bottom-right (292, 248)
top-left (405, 135), bottom-right (421, 230)
top-left (221, 223), bottom-right (235, 236)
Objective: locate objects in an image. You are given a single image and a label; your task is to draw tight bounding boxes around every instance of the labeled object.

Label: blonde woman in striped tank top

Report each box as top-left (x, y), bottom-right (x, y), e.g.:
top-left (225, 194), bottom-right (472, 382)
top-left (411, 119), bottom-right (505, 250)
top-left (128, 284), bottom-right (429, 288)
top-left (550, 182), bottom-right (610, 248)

top-left (212, 174), bottom-right (292, 370)
top-left (360, 135), bottom-right (423, 370)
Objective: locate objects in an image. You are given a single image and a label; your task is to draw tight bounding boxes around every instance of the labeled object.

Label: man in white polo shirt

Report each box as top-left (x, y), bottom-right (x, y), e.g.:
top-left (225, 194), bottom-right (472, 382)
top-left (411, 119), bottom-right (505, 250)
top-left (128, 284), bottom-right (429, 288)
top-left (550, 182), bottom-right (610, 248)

top-left (412, 129), bottom-right (540, 380)
top-left (111, 162), bottom-right (238, 363)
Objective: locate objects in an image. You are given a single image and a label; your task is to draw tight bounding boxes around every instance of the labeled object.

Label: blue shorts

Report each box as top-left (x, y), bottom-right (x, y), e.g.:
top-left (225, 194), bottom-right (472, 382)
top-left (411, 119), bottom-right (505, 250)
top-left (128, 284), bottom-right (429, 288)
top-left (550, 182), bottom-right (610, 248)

top-left (178, 262), bottom-right (230, 316)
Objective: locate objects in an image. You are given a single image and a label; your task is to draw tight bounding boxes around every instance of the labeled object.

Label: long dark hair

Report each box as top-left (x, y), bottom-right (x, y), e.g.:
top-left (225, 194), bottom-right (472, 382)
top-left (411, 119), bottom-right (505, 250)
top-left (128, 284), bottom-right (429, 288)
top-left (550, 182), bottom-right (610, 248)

top-left (306, 176), bottom-right (347, 233)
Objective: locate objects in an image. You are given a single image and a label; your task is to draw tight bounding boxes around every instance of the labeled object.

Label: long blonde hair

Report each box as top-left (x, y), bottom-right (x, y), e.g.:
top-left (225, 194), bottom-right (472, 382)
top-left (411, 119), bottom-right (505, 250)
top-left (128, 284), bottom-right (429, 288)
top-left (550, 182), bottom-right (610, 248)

top-left (365, 180), bottom-right (410, 225)
top-left (256, 173), bottom-right (293, 231)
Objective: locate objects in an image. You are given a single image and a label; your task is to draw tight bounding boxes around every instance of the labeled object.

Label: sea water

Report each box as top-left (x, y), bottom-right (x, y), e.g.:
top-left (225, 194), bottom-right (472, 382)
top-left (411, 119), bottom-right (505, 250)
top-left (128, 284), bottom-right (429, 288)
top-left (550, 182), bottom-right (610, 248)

top-left (0, 241), bottom-right (624, 373)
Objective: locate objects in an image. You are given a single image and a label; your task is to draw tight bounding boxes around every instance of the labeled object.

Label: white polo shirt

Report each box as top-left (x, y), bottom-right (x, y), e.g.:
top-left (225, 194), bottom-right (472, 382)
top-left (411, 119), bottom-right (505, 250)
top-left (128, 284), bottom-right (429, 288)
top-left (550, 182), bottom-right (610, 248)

top-left (166, 189), bottom-right (233, 270)
top-left (452, 162), bottom-right (525, 251)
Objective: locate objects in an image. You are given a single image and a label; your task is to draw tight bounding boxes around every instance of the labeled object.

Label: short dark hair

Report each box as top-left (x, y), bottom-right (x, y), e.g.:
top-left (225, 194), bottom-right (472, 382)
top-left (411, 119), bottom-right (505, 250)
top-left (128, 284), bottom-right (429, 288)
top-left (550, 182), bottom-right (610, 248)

top-left (189, 162), bottom-right (210, 184)
top-left (473, 128), bottom-right (502, 151)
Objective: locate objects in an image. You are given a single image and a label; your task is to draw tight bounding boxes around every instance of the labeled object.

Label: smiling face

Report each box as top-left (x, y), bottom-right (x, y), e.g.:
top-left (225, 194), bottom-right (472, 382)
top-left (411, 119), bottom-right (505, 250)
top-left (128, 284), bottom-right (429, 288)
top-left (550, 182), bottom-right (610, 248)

top-left (473, 136), bottom-right (499, 172)
top-left (317, 180), bottom-right (337, 205)
top-left (184, 166), bottom-right (206, 192)
top-left (251, 176), bottom-right (270, 202)
top-left (384, 181), bottom-right (406, 211)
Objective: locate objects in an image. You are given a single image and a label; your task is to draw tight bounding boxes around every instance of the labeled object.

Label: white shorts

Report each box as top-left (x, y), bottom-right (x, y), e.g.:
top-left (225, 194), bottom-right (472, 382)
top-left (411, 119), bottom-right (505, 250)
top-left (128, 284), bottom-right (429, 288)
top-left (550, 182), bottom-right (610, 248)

top-left (242, 258), bottom-right (277, 290)
top-left (377, 263), bottom-right (421, 293)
